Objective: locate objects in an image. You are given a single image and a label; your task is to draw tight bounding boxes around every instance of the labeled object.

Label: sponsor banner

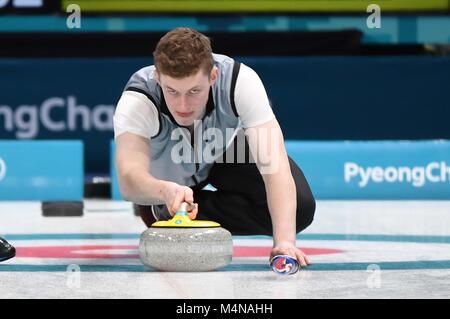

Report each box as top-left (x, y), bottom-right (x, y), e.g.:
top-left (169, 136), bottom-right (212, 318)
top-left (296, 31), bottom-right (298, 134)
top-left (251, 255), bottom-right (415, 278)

top-left (111, 140), bottom-right (450, 200)
top-left (0, 58), bottom-right (132, 174)
top-left (0, 141), bottom-right (83, 200)
top-left (286, 140), bottom-right (450, 199)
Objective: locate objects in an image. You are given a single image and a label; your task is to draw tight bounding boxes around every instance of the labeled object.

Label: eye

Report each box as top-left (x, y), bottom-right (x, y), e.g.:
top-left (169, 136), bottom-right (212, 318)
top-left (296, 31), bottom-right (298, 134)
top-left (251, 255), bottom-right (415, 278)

top-left (168, 89), bottom-right (178, 95)
top-left (190, 89), bottom-right (200, 95)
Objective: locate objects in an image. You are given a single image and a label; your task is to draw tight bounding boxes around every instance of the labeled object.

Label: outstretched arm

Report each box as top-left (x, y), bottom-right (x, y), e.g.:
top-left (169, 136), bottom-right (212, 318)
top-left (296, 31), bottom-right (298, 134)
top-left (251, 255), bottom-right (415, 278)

top-left (245, 118), bottom-right (311, 267)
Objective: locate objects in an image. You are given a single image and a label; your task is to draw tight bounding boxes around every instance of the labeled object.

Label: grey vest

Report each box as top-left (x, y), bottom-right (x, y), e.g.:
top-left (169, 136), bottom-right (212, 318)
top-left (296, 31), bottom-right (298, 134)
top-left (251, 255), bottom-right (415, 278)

top-left (123, 53), bottom-right (242, 187)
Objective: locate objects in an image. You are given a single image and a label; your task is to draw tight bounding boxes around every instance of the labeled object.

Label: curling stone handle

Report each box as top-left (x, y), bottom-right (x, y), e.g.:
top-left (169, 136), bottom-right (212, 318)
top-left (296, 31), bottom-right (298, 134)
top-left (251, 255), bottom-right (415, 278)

top-left (175, 202), bottom-right (196, 217)
top-left (178, 202), bottom-right (190, 212)
top-left (174, 202), bottom-right (198, 219)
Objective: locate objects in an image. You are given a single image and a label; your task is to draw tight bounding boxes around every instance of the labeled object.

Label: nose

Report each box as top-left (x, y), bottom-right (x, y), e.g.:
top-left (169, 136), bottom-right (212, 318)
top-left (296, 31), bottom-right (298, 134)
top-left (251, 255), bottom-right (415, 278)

top-left (179, 95), bottom-right (189, 111)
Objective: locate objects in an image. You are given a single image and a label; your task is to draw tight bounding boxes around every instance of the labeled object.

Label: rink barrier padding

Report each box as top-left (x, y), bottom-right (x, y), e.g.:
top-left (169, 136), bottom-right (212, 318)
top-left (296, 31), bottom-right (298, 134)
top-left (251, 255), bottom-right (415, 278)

top-left (286, 140), bottom-right (450, 199)
top-left (0, 140), bottom-right (83, 201)
top-left (111, 139), bottom-right (450, 200)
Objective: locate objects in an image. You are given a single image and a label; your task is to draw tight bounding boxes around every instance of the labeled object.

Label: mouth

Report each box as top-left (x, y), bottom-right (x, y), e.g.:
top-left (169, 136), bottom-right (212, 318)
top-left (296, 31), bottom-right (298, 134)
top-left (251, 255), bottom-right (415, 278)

top-left (176, 111), bottom-right (194, 118)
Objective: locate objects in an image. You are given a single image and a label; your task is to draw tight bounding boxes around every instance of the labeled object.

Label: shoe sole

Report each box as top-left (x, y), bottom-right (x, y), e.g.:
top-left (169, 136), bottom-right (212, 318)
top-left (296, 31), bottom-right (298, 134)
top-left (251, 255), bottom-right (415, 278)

top-left (0, 253), bottom-right (16, 262)
top-left (0, 249), bottom-right (16, 262)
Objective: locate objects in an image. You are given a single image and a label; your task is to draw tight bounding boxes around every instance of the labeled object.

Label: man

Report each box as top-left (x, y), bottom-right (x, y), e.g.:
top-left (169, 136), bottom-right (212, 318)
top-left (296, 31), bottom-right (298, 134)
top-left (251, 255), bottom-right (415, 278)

top-left (0, 237), bottom-right (15, 262)
top-left (114, 28), bottom-right (315, 267)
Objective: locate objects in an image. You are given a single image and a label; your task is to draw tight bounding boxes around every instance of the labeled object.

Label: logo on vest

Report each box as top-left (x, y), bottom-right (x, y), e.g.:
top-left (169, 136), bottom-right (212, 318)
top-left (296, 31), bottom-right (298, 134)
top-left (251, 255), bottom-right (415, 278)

top-left (170, 120), bottom-right (280, 174)
top-left (0, 157), bottom-right (6, 182)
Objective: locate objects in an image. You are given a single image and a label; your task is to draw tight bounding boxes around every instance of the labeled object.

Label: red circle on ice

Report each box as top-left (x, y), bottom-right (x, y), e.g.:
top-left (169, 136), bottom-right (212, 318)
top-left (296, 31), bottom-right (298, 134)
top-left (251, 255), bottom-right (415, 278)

top-left (15, 245), bottom-right (343, 259)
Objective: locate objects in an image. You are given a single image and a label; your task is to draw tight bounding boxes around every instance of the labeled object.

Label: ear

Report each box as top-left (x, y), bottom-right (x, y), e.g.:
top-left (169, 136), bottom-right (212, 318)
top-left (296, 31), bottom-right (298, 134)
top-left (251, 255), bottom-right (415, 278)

top-left (154, 69), bottom-right (161, 85)
top-left (209, 66), bottom-right (218, 85)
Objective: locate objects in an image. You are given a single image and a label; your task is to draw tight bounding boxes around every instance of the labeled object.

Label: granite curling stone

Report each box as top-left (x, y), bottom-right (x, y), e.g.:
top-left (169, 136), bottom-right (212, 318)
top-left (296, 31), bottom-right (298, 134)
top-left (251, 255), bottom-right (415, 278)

top-left (139, 202), bottom-right (233, 272)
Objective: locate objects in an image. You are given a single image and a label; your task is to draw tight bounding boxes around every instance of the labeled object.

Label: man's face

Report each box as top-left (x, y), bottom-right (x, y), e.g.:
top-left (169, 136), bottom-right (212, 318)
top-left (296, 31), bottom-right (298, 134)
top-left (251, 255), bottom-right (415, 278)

top-left (156, 67), bottom-right (217, 127)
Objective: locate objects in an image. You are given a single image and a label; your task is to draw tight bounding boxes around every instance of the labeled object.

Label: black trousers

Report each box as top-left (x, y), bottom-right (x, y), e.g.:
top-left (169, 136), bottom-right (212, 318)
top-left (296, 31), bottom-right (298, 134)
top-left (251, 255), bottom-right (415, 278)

top-left (138, 137), bottom-right (316, 236)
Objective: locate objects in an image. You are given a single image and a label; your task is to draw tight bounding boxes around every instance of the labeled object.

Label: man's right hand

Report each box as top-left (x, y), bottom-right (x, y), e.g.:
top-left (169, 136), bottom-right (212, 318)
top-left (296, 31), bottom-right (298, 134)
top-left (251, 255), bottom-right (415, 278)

top-left (162, 182), bottom-right (198, 219)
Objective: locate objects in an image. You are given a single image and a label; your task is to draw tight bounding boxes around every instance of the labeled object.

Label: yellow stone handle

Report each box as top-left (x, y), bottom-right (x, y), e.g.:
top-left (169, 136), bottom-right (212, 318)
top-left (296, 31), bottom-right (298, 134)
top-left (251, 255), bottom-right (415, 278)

top-left (151, 202), bottom-right (221, 228)
top-left (176, 202), bottom-right (191, 216)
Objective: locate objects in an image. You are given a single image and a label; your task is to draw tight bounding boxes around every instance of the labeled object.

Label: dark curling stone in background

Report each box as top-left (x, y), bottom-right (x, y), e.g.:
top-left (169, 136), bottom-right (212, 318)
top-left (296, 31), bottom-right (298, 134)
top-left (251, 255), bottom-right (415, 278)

top-left (42, 201), bottom-right (84, 217)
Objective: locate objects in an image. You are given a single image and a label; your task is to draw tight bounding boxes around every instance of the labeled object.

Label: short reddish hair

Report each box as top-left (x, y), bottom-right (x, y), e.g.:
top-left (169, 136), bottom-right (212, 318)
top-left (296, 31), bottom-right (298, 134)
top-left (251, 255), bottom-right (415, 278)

top-left (153, 27), bottom-right (214, 78)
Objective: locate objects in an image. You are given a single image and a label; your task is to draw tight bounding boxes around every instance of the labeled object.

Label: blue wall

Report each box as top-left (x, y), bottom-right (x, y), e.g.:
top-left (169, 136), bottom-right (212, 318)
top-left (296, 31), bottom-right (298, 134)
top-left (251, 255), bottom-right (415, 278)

top-left (1, 56), bottom-right (449, 174)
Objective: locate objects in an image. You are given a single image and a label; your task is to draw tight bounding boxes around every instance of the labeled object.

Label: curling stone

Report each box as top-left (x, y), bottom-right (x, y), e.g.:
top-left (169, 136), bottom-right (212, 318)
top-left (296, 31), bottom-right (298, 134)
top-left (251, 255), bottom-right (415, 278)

top-left (139, 202), bottom-right (233, 272)
top-left (42, 201), bottom-right (84, 217)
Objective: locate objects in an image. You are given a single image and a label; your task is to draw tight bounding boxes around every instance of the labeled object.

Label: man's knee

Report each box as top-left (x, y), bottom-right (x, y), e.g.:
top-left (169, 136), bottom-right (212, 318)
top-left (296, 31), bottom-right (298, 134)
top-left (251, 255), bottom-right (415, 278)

top-left (288, 158), bottom-right (316, 233)
top-left (296, 191), bottom-right (316, 233)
